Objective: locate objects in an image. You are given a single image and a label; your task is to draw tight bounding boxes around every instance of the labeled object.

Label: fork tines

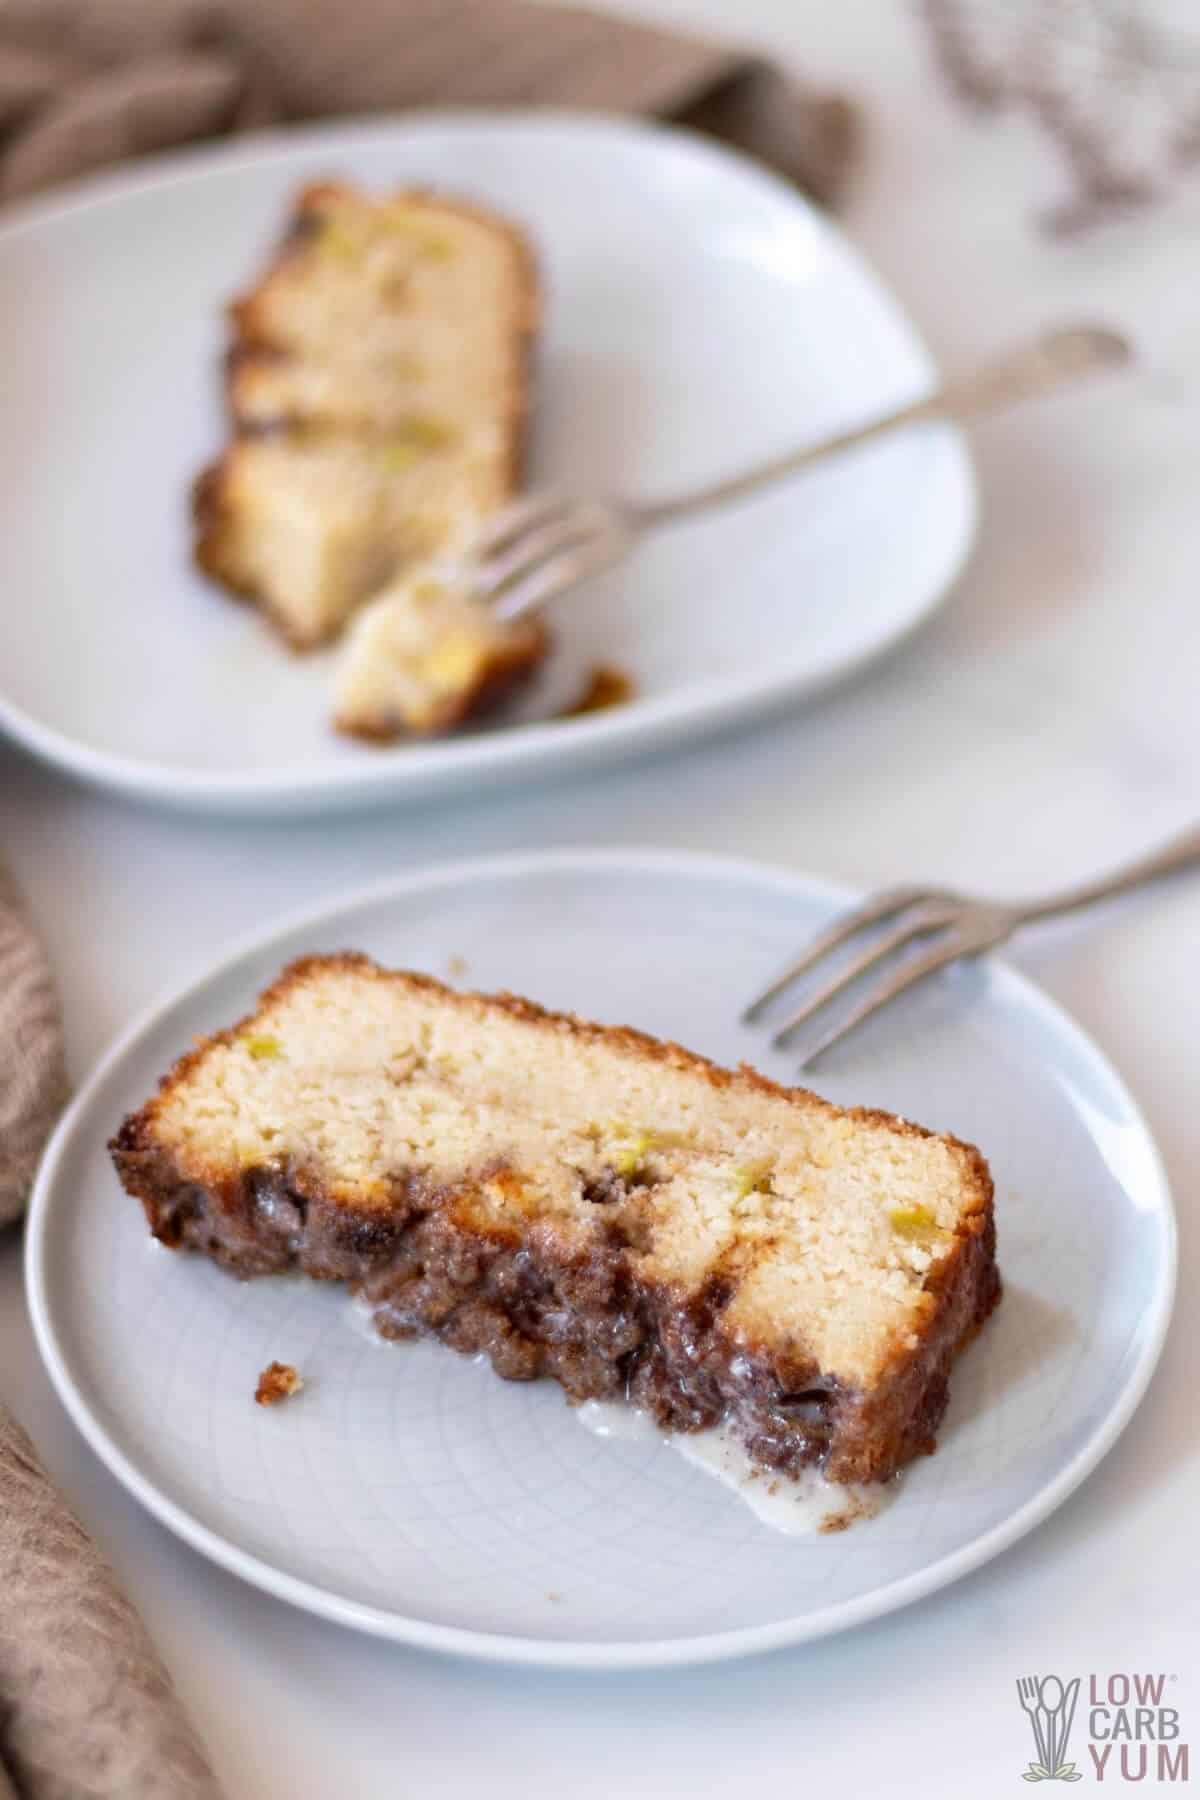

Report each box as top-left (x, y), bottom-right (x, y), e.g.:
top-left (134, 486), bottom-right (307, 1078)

top-left (470, 493), bottom-right (628, 623)
top-left (743, 887), bottom-right (993, 1068)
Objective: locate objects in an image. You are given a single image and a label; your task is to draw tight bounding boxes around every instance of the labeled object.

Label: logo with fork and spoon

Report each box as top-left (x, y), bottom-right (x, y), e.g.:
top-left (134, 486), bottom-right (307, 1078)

top-left (1018, 1676), bottom-right (1083, 1782)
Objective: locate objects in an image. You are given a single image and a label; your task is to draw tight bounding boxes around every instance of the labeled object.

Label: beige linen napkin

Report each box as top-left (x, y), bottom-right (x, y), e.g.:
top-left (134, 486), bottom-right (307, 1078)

top-left (0, 0), bottom-right (856, 207)
top-left (0, 863), bottom-right (67, 1231)
top-left (0, 864), bottom-right (222, 1796)
top-left (0, 1407), bottom-right (226, 1800)
top-left (0, 869), bottom-right (225, 1799)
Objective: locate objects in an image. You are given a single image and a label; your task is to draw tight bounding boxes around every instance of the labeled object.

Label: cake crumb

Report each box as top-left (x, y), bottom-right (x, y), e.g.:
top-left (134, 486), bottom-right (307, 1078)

top-left (255, 1361), bottom-right (304, 1406)
top-left (558, 663), bottom-right (635, 718)
top-left (447, 955), bottom-right (468, 979)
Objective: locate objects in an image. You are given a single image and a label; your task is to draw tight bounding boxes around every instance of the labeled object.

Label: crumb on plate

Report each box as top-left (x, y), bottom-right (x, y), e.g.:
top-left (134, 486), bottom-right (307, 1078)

top-left (255, 1360), bottom-right (304, 1406)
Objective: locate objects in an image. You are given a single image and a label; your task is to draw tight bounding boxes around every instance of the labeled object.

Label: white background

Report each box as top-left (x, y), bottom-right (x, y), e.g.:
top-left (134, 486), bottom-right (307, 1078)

top-left (1, 1), bottom-right (1197, 1793)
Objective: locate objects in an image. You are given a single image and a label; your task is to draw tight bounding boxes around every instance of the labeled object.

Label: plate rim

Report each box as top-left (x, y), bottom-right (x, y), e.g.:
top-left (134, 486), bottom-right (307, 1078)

top-left (0, 109), bottom-right (977, 816)
top-left (25, 846), bottom-right (1178, 1669)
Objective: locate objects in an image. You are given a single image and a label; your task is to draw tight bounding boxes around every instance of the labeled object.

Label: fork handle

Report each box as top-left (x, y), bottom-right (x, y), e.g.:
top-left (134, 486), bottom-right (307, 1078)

top-left (1015, 821), bottom-right (1200, 924)
top-left (632, 323), bottom-right (1132, 529)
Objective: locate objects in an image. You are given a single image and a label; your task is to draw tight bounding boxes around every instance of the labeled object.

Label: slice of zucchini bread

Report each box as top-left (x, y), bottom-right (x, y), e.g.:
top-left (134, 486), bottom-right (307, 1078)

top-left (110, 955), bottom-right (999, 1484)
top-left (193, 182), bottom-right (539, 652)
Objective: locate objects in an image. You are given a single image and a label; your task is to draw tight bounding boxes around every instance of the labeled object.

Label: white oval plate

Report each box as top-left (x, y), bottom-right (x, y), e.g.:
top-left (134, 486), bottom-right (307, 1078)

top-left (0, 113), bottom-right (974, 817)
top-left (27, 850), bottom-right (1174, 1668)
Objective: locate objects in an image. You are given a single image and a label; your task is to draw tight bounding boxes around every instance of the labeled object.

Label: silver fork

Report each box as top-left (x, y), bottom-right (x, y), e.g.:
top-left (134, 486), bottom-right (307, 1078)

top-left (468, 322), bottom-right (1131, 623)
top-left (744, 822), bottom-right (1200, 1068)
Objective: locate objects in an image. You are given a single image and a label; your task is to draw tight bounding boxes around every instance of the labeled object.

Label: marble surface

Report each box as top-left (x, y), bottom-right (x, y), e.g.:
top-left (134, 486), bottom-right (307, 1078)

top-left (1, 1), bottom-right (1196, 1793)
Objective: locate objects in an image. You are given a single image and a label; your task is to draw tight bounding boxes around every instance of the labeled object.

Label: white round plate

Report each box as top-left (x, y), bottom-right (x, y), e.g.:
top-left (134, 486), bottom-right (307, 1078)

top-left (27, 851), bottom-right (1174, 1667)
top-left (0, 113), bottom-right (975, 817)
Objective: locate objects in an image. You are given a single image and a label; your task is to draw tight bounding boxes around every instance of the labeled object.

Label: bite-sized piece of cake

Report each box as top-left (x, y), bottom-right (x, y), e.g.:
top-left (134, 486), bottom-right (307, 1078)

top-left (193, 181), bottom-right (537, 651)
top-left (333, 565), bottom-right (547, 740)
top-left (193, 436), bottom-right (507, 651)
top-left (111, 956), bottom-right (999, 1485)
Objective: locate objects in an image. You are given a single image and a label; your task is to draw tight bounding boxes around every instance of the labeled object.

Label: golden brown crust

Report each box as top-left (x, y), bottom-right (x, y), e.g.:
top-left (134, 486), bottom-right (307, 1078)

top-left (825, 1204), bottom-right (999, 1479)
top-left (191, 451), bottom-right (252, 597)
top-left (191, 448), bottom-right (321, 651)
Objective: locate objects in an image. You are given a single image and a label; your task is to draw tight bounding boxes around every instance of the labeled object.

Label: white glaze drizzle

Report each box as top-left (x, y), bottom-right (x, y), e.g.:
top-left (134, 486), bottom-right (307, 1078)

top-left (575, 1400), bottom-right (893, 1535)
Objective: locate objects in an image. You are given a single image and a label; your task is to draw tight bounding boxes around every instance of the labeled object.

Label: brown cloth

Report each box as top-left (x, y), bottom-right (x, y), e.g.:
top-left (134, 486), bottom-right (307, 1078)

top-left (0, 0), bottom-right (856, 208)
top-left (0, 1406), bottom-right (226, 1800)
top-left (0, 868), bottom-right (218, 1800)
top-left (0, 864), bottom-right (68, 1231)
